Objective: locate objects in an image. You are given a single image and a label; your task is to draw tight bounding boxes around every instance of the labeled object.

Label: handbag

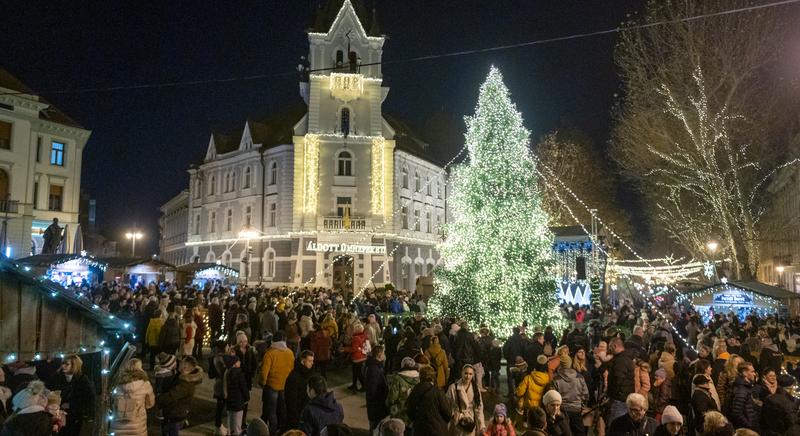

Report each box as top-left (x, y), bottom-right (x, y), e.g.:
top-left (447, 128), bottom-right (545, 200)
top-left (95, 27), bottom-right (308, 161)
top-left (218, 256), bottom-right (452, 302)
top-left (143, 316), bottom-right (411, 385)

top-left (455, 389), bottom-right (476, 433)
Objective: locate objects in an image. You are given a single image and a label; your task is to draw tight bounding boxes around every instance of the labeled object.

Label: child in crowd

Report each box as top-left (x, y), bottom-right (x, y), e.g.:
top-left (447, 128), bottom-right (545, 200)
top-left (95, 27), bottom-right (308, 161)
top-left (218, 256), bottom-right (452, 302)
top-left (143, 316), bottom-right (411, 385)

top-left (485, 403), bottom-right (517, 436)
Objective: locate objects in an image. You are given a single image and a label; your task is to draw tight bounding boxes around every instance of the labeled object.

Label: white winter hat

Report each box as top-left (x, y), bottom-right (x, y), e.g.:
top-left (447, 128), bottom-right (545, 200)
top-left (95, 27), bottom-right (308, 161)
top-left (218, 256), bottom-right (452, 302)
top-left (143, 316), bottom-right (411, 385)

top-left (661, 405), bottom-right (683, 425)
top-left (542, 390), bottom-right (562, 407)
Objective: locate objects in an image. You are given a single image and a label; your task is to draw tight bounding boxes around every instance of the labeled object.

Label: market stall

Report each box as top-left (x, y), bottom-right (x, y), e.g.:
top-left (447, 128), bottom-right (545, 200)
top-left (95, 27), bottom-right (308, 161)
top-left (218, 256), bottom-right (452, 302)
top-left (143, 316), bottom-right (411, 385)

top-left (176, 262), bottom-right (239, 288)
top-left (16, 253), bottom-right (108, 287)
top-left (680, 280), bottom-right (798, 320)
top-left (101, 257), bottom-right (177, 287)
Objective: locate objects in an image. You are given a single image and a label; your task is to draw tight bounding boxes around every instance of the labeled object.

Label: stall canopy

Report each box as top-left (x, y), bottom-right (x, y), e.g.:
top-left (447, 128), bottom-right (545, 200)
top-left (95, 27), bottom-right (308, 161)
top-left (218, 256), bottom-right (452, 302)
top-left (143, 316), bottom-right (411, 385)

top-left (16, 253), bottom-right (108, 287)
top-left (0, 259), bottom-right (130, 362)
top-left (176, 263), bottom-right (239, 287)
top-left (682, 280), bottom-right (799, 319)
top-left (100, 257), bottom-right (176, 287)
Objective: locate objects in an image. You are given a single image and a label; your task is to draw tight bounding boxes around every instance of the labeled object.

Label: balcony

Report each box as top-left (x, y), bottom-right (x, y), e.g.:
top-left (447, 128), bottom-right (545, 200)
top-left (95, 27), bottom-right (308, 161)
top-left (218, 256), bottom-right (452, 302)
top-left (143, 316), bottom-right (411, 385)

top-left (0, 200), bottom-right (19, 214)
top-left (321, 215), bottom-right (368, 231)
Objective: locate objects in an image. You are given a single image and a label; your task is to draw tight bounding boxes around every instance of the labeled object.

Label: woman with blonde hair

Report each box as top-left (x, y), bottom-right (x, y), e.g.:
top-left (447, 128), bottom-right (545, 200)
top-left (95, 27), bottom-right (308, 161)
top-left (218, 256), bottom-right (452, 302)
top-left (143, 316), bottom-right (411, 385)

top-left (716, 354), bottom-right (742, 413)
top-left (110, 358), bottom-right (155, 436)
top-left (50, 354), bottom-right (96, 436)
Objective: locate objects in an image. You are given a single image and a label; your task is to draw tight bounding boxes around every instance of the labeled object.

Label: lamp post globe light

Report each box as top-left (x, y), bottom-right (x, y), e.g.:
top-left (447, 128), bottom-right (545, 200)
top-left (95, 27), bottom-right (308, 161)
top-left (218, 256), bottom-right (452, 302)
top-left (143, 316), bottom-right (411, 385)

top-left (706, 241), bottom-right (718, 254)
top-left (125, 231), bottom-right (143, 257)
top-left (238, 225), bottom-right (259, 285)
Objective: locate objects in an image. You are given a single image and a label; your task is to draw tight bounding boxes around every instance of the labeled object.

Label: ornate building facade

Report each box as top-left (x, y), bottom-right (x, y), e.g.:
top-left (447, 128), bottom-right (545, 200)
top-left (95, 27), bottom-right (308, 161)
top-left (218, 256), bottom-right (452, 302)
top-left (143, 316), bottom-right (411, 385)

top-left (160, 0), bottom-right (447, 292)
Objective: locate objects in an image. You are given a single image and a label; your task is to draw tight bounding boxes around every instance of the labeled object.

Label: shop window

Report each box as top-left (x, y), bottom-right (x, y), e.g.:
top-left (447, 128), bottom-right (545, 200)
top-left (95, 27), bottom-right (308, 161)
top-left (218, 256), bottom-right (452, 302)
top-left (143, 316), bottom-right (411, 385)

top-left (48, 184), bottom-right (63, 211)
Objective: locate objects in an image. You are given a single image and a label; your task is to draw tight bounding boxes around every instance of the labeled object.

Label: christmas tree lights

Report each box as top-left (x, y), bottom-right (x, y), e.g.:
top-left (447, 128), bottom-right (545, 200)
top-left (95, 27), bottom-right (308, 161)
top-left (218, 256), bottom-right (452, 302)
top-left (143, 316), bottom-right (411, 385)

top-left (429, 67), bottom-right (564, 337)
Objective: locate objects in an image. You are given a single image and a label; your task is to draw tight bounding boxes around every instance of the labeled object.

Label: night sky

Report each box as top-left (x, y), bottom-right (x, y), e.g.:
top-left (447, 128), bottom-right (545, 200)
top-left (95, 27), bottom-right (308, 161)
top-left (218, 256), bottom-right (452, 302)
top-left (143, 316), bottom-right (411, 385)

top-left (2, 0), bottom-right (644, 254)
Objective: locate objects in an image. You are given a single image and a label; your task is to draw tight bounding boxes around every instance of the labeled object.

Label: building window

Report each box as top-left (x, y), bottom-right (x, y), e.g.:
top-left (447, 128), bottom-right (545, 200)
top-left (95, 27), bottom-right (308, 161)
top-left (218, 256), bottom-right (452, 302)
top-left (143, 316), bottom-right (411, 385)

top-left (50, 141), bottom-right (65, 166)
top-left (268, 202), bottom-right (277, 227)
top-left (336, 197), bottom-right (351, 217)
top-left (33, 182), bottom-right (38, 208)
top-left (426, 177), bottom-right (431, 196)
top-left (243, 167), bottom-right (251, 189)
top-left (425, 211), bottom-right (431, 233)
top-left (340, 108), bottom-right (350, 136)
top-left (48, 185), bottom-right (63, 211)
top-left (209, 176), bottom-right (216, 195)
top-left (414, 209), bottom-right (420, 231)
top-left (436, 214), bottom-right (443, 233)
top-left (415, 172), bottom-right (421, 192)
top-left (193, 179), bottom-right (201, 199)
top-left (36, 136), bottom-right (41, 161)
top-left (401, 206), bottom-right (408, 229)
top-left (337, 151), bottom-right (352, 176)
top-left (225, 209), bottom-right (233, 231)
top-left (244, 206), bottom-right (252, 226)
top-left (266, 250), bottom-right (276, 277)
top-left (210, 211), bottom-right (216, 233)
top-left (336, 50), bottom-right (344, 69)
top-left (401, 167), bottom-right (408, 188)
top-left (222, 252), bottom-right (231, 267)
top-left (194, 214), bottom-right (200, 235)
top-left (0, 121), bottom-right (10, 150)
top-left (270, 161), bottom-right (278, 185)
top-left (437, 181), bottom-right (443, 199)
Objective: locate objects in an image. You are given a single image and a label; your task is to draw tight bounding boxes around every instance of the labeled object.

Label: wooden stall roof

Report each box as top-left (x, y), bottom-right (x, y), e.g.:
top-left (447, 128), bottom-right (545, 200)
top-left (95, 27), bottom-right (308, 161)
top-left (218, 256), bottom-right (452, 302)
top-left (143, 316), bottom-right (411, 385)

top-left (0, 260), bottom-right (127, 330)
top-left (16, 253), bottom-right (109, 270)
top-left (176, 262), bottom-right (239, 276)
top-left (97, 257), bottom-right (177, 270)
top-left (684, 280), bottom-right (797, 300)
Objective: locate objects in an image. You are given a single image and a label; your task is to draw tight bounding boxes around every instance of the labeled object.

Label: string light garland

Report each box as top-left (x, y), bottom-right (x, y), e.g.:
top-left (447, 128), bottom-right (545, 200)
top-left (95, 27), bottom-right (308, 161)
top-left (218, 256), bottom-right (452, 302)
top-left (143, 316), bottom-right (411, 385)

top-left (427, 67), bottom-right (565, 337)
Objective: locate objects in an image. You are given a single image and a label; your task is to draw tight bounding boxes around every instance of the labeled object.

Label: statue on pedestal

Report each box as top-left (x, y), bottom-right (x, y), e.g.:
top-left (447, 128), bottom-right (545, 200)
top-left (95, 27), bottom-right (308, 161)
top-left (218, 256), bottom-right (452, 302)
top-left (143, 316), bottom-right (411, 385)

top-left (42, 218), bottom-right (62, 254)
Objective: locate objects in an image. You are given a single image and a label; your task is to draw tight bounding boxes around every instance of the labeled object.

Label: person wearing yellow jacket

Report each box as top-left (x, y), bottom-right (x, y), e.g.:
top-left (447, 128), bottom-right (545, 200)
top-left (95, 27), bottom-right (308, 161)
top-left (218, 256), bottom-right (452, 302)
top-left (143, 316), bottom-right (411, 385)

top-left (145, 310), bottom-right (165, 369)
top-left (424, 335), bottom-right (450, 389)
top-left (516, 355), bottom-right (551, 410)
top-left (259, 331), bottom-right (295, 433)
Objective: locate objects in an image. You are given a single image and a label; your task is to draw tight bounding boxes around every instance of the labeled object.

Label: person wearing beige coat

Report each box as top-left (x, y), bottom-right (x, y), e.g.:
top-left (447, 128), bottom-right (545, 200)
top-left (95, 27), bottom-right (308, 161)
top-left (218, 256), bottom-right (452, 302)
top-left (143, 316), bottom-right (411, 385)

top-left (110, 359), bottom-right (156, 436)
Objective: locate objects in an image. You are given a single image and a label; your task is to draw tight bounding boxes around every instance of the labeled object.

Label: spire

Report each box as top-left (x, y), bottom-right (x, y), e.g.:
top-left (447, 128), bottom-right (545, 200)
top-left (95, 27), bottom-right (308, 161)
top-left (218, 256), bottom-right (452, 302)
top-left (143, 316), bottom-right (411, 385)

top-left (368, 7), bottom-right (381, 36)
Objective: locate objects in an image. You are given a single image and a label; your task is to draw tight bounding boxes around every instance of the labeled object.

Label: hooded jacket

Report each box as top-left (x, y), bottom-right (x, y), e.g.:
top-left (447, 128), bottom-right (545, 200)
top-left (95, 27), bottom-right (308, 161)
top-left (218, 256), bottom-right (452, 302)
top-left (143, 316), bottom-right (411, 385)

top-left (156, 366), bottom-right (204, 423)
top-left (223, 366), bottom-right (250, 412)
top-left (424, 340), bottom-right (451, 388)
top-left (607, 348), bottom-right (636, 402)
top-left (285, 362), bottom-right (316, 427)
top-left (259, 341), bottom-right (295, 391)
top-left (387, 369), bottom-right (420, 422)
top-left (406, 381), bottom-right (452, 435)
top-left (109, 370), bottom-right (155, 436)
top-left (552, 367), bottom-right (589, 413)
top-left (517, 370), bottom-right (550, 410)
top-left (300, 391), bottom-right (344, 436)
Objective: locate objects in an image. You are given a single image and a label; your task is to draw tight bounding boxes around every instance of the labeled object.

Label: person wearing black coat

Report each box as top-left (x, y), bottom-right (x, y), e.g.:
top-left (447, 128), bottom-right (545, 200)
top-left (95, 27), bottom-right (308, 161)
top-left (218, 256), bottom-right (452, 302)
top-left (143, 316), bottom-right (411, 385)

top-left (760, 374), bottom-right (799, 436)
top-left (503, 327), bottom-right (527, 396)
top-left (208, 299), bottom-right (223, 340)
top-left (285, 351), bottom-right (316, 430)
top-left (623, 327), bottom-right (647, 361)
top-left (47, 355), bottom-right (95, 436)
top-left (606, 339), bottom-right (636, 425)
top-left (300, 376), bottom-right (344, 436)
top-left (223, 355), bottom-right (250, 436)
top-left (453, 324), bottom-right (482, 369)
top-left (759, 338), bottom-right (784, 374)
top-left (730, 363), bottom-right (759, 433)
top-left (690, 374), bottom-right (718, 434)
top-left (524, 333), bottom-right (546, 369)
top-left (364, 347), bottom-right (389, 431)
top-left (406, 366), bottom-right (451, 435)
top-left (159, 314), bottom-right (182, 355)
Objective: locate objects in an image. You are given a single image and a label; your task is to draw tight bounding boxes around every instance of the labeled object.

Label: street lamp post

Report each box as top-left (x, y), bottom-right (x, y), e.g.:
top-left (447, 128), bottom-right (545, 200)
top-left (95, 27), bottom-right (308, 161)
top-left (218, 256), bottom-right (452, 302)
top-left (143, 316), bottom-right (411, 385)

top-left (705, 240), bottom-right (719, 283)
top-left (125, 231), bottom-right (143, 257)
top-left (238, 225), bottom-right (259, 285)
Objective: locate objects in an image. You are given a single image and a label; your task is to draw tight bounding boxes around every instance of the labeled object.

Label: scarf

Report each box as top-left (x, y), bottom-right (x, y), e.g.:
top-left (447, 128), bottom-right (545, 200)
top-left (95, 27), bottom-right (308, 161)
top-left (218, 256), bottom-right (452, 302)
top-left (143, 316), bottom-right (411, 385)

top-left (763, 378), bottom-right (778, 395)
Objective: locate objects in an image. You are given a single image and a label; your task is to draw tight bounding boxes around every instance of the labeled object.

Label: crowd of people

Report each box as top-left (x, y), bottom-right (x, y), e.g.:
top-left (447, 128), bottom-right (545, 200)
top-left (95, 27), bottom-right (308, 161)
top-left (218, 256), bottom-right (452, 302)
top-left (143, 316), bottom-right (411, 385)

top-left (1, 279), bottom-right (800, 436)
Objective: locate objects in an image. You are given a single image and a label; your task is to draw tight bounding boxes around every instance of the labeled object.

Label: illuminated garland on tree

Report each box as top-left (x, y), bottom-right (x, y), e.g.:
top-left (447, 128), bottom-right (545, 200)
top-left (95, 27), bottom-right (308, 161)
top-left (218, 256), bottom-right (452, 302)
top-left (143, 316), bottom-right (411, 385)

top-left (429, 67), bottom-right (564, 337)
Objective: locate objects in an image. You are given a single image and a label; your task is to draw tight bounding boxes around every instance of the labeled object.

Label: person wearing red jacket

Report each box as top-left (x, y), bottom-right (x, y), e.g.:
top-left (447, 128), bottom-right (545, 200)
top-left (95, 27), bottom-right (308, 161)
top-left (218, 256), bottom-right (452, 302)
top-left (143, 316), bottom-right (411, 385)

top-left (345, 323), bottom-right (369, 392)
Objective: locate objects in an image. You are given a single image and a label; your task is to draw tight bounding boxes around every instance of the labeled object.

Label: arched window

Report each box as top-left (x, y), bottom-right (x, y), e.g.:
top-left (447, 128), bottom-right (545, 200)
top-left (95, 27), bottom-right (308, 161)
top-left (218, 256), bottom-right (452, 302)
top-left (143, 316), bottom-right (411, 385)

top-left (336, 50), bottom-right (344, 68)
top-left (426, 176), bottom-right (431, 196)
top-left (337, 151), bottom-right (352, 176)
top-left (401, 167), bottom-right (408, 188)
top-left (225, 208), bottom-right (233, 231)
top-left (414, 172), bottom-right (421, 192)
top-left (224, 173), bottom-right (231, 192)
top-left (222, 251), bottom-right (232, 267)
top-left (244, 205), bottom-right (252, 226)
top-left (265, 249), bottom-right (276, 278)
top-left (340, 108), bottom-right (351, 136)
top-left (209, 176), bottom-right (216, 195)
top-left (270, 161), bottom-right (278, 185)
top-left (205, 251), bottom-right (216, 263)
top-left (243, 167), bottom-right (251, 189)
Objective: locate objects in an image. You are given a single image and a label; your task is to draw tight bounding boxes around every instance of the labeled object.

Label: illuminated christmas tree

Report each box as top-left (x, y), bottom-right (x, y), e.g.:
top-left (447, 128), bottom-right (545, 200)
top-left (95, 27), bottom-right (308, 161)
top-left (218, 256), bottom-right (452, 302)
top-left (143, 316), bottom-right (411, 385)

top-left (430, 67), bottom-right (564, 337)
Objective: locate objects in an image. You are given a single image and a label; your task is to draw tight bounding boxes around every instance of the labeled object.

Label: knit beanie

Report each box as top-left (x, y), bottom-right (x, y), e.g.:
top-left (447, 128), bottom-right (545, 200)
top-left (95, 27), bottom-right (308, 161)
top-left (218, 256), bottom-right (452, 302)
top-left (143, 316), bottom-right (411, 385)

top-left (494, 403), bottom-right (507, 417)
top-left (542, 390), bottom-right (562, 407)
top-left (661, 405), bottom-right (683, 424)
top-left (654, 368), bottom-right (667, 380)
top-left (156, 353), bottom-right (177, 370)
top-left (401, 357), bottom-right (417, 370)
top-left (223, 354), bottom-right (239, 369)
top-left (535, 355), bottom-right (549, 372)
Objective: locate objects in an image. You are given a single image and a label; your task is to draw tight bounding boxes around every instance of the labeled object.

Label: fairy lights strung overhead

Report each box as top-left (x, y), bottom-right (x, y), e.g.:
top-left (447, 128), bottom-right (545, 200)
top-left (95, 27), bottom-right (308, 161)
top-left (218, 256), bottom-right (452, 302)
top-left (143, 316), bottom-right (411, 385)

top-left (428, 67), bottom-right (564, 336)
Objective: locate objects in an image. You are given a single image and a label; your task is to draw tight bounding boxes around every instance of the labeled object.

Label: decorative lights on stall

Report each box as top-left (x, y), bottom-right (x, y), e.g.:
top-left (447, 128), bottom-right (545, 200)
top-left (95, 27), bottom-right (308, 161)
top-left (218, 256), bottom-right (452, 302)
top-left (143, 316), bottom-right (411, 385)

top-left (370, 136), bottom-right (387, 216)
top-left (302, 134), bottom-right (320, 214)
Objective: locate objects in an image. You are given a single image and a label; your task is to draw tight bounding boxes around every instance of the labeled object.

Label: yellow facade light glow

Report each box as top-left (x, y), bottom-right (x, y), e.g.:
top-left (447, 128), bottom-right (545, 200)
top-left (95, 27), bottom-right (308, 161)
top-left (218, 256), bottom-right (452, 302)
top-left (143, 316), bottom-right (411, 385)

top-left (303, 134), bottom-right (320, 214)
top-left (370, 136), bottom-right (386, 215)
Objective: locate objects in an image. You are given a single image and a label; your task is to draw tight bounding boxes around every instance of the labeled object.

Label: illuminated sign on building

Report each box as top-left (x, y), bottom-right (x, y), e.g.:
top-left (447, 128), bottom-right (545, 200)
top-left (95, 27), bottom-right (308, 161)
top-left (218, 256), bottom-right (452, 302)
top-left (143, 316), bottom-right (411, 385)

top-left (306, 241), bottom-right (386, 255)
top-left (713, 291), bottom-right (753, 306)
